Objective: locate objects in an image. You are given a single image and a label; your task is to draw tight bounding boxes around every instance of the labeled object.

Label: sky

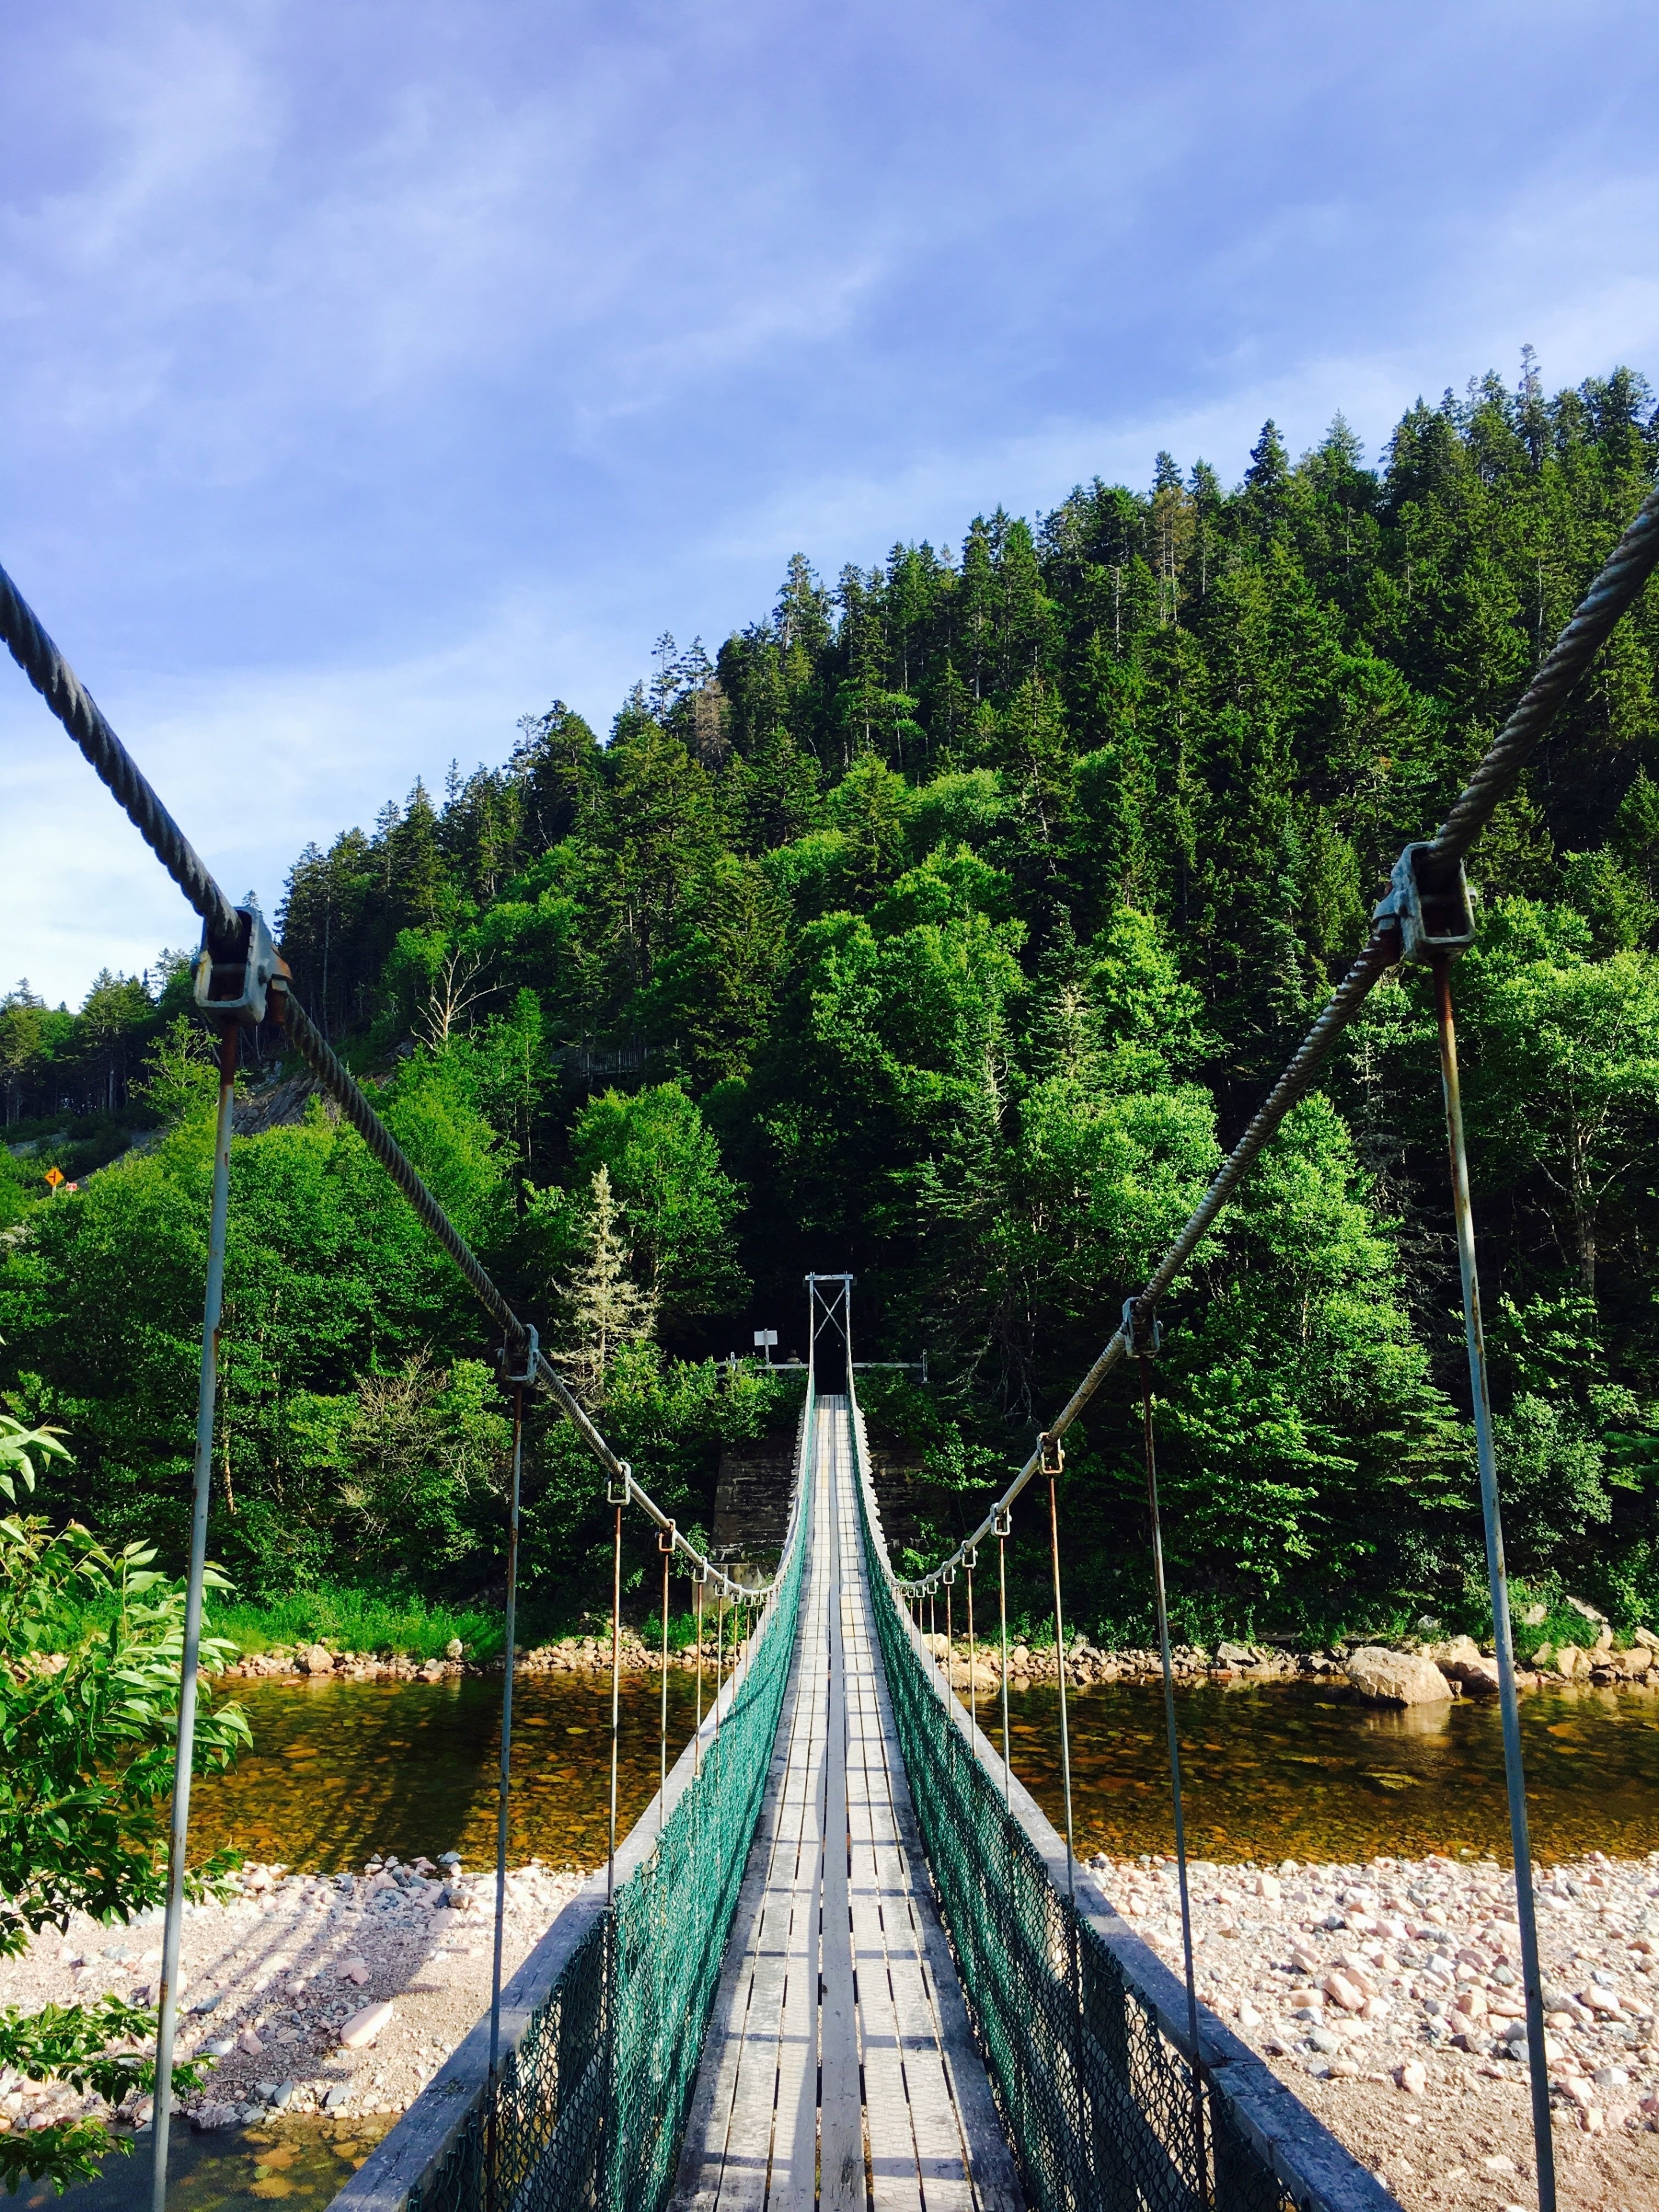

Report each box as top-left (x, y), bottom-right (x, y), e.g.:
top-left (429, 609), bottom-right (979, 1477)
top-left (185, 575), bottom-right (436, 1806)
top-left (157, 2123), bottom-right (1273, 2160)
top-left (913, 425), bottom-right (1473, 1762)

top-left (3, 0), bottom-right (1658, 1006)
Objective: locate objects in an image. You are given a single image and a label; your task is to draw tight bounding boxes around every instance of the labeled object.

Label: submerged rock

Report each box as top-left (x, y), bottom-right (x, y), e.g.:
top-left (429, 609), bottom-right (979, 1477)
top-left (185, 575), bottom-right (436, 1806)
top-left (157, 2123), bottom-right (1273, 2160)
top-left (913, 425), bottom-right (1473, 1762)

top-left (1344, 1646), bottom-right (1453, 1706)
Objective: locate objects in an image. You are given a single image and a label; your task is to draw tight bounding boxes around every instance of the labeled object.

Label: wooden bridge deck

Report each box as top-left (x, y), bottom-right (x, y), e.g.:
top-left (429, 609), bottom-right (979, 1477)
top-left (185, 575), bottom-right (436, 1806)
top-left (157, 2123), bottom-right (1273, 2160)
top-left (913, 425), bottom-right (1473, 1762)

top-left (671, 1396), bottom-right (1020, 2212)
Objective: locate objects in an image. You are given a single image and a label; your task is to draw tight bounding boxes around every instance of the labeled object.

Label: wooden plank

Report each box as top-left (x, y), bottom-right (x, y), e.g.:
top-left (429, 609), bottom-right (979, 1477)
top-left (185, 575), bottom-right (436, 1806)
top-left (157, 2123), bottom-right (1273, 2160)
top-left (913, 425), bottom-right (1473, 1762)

top-left (819, 1428), bottom-right (863, 2212)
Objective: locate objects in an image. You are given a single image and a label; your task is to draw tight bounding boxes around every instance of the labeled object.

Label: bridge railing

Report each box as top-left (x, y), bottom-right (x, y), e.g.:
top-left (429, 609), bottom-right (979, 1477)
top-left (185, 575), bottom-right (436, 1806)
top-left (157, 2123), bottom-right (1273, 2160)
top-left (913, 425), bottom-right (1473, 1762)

top-left (845, 1378), bottom-right (1393, 2212)
top-left (333, 1376), bottom-right (814, 2212)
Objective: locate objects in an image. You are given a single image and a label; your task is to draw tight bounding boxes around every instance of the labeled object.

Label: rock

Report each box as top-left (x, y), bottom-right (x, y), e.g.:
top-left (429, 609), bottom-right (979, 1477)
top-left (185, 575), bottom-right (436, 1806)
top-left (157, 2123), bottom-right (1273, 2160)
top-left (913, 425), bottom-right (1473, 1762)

top-left (190, 2103), bottom-right (240, 2131)
top-left (1344, 1647), bottom-right (1453, 1707)
top-left (236, 2029), bottom-right (264, 2057)
top-left (270, 2081), bottom-right (297, 2111)
top-left (201, 2036), bottom-right (236, 2059)
top-left (1253, 1874), bottom-right (1281, 1902)
top-left (1565, 1596), bottom-right (1609, 1626)
top-left (338, 1956), bottom-right (371, 1986)
top-left (1443, 1653), bottom-right (1502, 1695)
top-left (325, 2082), bottom-right (351, 2111)
top-left (340, 1999), bottom-right (395, 2050)
top-left (1397, 2060), bottom-right (1427, 2094)
top-left (420, 1659), bottom-right (445, 1682)
top-left (1216, 1641), bottom-right (1254, 1666)
top-left (445, 1637), bottom-right (464, 1660)
top-left (298, 1643), bottom-right (334, 1675)
top-left (1635, 1627), bottom-right (1659, 1653)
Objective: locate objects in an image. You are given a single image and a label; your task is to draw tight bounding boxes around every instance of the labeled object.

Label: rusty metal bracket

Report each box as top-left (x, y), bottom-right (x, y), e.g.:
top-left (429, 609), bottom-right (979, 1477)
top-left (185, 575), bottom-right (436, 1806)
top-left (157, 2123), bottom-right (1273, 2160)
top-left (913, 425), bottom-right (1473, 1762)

top-left (1373, 840), bottom-right (1476, 965)
top-left (1037, 1430), bottom-right (1064, 1476)
top-left (607, 1463), bottom-right (631, 1508)
top-left (193, 905), bottom-right (283, 1028)
top-left (1122, 1297), bottom-right (1162, 1359)
top-left (500, 1324), bottom-right (539, 1389)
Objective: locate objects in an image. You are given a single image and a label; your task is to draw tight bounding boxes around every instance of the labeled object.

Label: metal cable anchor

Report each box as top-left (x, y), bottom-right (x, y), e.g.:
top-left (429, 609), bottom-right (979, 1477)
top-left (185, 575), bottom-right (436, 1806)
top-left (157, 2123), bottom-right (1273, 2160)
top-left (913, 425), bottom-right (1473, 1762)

top-left (192, 904), bottom-right (285, 1027)
top-left (498, 1324), bottom-right (539, 1389)
top-left (1122, 1297), bottom-right (1162, 1359)
top-left (1373, 840), bottom-right (1475, 965)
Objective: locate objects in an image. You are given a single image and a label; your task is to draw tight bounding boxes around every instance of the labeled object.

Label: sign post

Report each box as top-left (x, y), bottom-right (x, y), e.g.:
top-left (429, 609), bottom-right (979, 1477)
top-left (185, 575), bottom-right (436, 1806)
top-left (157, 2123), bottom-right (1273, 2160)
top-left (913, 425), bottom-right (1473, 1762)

top-left (752, 1328), bottom-right (778, 1368)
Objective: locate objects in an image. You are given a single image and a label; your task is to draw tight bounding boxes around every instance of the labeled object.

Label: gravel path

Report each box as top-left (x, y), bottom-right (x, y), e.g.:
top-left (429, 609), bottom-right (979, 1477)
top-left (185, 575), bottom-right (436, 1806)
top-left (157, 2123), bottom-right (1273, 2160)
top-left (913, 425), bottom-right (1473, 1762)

top-left (1090, 1847), bottom-right (1659, 2211)
top-left (0, 1855), bottom-right (581, 2143)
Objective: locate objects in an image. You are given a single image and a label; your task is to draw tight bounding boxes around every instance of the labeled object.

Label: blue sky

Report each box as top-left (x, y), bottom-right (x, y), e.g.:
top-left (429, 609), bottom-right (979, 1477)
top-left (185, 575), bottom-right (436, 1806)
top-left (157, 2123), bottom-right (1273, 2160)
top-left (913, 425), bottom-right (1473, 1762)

top-left (4, 0), bottom-right (1658, 1005)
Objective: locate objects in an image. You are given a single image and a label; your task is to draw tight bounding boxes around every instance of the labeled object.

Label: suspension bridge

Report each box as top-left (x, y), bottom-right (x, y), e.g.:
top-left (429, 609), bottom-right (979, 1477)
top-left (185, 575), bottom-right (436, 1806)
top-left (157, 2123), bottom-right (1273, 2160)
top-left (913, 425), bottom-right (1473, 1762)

top-left (3, 480), bottom-right (1659, 2212)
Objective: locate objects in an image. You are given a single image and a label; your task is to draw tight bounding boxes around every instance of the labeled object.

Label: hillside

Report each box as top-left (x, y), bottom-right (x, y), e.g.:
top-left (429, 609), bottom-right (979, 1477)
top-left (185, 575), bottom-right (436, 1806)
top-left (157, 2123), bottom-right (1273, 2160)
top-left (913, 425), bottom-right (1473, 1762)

top-left (5, 359), bottom-right (1659, 1643)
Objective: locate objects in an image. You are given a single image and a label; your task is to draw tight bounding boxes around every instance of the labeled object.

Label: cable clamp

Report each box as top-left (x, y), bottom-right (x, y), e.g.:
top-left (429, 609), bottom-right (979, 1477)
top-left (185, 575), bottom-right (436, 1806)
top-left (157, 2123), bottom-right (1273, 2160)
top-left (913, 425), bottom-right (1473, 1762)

top-left (961, 1541), bottom-right (978, 1571)
top-left (1038, 1430), bottom-right (1065, 1476)
top-left (1372, 841), bottom-right (1475, 965)
top-left (1122, 1298), bottom-right (1162, 1359)
top-left (993, 1506), bottom-right (1012, 1540)
top-left (194, 906), bottom-right (285, 1029)
top-left (658, 1520), bottom-right (676, 1555)
top-left (499, 1324), bottom-right (539, 1388)
top-left (607, 1461), bottom-right (631, 1507)
top-left (942, 1563), bottom-right (957, 1587)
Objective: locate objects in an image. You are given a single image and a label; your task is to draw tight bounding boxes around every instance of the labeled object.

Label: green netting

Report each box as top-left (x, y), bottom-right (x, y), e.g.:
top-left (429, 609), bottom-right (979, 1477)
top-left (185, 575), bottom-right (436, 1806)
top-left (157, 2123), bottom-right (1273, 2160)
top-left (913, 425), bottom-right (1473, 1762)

top-left (409, 1389), bottom-right (813, 2212)
top-left (847, 1396), bottom-right (1301, 2212)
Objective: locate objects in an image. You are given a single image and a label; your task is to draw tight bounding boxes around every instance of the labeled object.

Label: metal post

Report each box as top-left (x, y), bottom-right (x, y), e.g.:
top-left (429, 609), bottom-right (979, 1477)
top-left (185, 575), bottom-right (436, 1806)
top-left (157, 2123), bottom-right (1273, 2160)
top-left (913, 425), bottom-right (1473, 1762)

top-left (151, 1021), bottom-right (237, 2212)
top-left (964, 1554), bottom-right (978, 1737)
top-left (487, 1379), bottom-right (525, 2210)
top-left (1433, 957), bottom-right (1557, 2212)
top-left (488, 1385), bottom-right (525, 2089)
top-left (1043, 1463), bottom-right (1076, 1898)
top-left (1138, 1350), bottom-right (1206, 2181)
top-left (996, 1510), bottom-right (1012, 1807)
top-left (714, 1580), bottom-right (725, 1739)
top-left (693, 1571), bottom-right (705, 1775)
top-left (608, 1501), bottom-right (623, 1902)
top-left (658, 1530), bottom-right (673, 1828)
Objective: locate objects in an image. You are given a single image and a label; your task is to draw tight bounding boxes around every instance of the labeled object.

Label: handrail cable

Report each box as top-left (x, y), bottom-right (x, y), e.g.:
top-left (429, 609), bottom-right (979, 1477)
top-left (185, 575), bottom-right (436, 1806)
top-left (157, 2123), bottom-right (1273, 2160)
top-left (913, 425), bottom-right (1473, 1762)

top-left (891, 477), bottom-right (1659, 1600)
top-left (0, 552), bottom-right (801, 2208)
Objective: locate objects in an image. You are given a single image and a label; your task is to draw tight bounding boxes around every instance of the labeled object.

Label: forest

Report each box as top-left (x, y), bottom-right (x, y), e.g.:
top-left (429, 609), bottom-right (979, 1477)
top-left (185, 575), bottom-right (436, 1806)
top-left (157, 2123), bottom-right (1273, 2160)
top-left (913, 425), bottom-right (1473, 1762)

top-left (5, 354), bottom-right (1659, 1647)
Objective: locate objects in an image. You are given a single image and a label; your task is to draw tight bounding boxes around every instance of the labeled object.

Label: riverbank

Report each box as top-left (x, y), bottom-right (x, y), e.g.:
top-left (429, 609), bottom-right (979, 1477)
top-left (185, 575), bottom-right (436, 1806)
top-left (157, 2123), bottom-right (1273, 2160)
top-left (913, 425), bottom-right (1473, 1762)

top-left (0, 1856), bottom-right (582, 2144)
top-left (18, 1847), bottom-right (1659, 2210)
top-left (224, 1627), bottom-right (747, 1683)
top-left (1112, 1847), bottom-right (1659, 2211)
top-left (925, 1619), bottom-right (1659, 1698)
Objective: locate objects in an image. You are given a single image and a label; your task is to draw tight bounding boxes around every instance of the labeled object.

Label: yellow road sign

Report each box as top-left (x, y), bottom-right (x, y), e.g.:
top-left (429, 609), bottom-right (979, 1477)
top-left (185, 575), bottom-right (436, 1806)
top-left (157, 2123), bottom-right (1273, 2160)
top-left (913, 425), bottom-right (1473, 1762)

top-left (43, 1166), bottom-right (63, 1190)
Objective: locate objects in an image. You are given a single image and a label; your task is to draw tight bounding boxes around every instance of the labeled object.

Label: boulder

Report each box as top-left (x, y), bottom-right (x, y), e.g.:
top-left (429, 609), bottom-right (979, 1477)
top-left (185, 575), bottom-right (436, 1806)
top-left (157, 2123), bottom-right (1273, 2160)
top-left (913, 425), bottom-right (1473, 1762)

top-left (1553, 1643), bottom-right (1586, 1680)
top-left (1216, 1641), bottom-right (1255, 1667)
top-left (1431, 1638), bottom-right (1502, 1695)
top-left (339, 2000), bottom-right (394, 2050)
top-left (298, 1643), bottom-right (334, 1676)
top-left (1344, 1646), bottom-right (1453, 1707)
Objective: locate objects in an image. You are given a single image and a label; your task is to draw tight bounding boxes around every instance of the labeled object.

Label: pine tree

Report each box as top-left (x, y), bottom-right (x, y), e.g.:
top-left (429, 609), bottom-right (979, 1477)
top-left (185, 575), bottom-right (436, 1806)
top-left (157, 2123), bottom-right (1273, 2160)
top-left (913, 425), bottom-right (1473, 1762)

top-left (555, 1166), bottom-right (657, 1397)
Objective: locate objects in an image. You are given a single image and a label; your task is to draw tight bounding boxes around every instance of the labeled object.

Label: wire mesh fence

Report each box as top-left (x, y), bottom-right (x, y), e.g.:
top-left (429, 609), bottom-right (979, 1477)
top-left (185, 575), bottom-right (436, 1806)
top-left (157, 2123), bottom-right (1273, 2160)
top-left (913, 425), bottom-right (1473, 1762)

top-left (847, 1395), bottom-right (1301, 2212)
top-left (408, 1387), bottom-right (813, 2212)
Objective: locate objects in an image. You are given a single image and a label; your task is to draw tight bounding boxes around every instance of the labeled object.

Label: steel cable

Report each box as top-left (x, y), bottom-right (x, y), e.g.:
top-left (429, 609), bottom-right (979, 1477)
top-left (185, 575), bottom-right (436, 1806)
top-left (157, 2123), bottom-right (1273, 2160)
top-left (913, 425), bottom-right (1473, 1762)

top-left (0, 556), bottom-right (785, 1605)
top-left (0, 559), bottom-right (241, 951)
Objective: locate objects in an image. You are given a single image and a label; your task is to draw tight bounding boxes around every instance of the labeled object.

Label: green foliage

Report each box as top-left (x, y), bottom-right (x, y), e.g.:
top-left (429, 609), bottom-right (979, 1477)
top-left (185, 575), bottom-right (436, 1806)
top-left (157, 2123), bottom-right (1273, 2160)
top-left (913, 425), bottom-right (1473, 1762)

top-left (209, 1582), bottom-right (505, 1663)
top-left (0, 1437), bottom-right (244, 2190)
top-left (8, 354), bottom-right (1659, 1638)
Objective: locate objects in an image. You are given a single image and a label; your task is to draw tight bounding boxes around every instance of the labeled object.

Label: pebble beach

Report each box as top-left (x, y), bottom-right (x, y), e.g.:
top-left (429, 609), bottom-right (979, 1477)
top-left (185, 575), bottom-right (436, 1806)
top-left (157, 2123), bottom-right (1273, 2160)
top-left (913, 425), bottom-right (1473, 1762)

top-left (1103, 1847), bottom-right (1659, 2211)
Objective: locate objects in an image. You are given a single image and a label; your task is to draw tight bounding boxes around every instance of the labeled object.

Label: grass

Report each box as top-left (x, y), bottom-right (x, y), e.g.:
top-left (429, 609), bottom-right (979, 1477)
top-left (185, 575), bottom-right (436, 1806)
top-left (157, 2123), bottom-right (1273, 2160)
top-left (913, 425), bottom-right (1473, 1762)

top-left (207, 1585), bottom-right (506, 1664)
